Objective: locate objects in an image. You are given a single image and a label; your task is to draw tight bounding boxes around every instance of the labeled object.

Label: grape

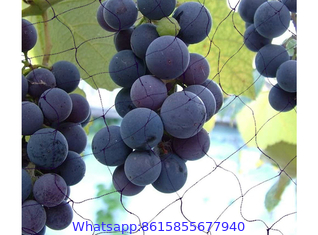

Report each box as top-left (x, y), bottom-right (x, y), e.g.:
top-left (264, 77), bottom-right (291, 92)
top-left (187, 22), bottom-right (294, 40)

top-left (172, 129), bottom-right (210, 161)
top-left (244, 24), bottom-right (272, 52)
top-left (184, 85), bottom-right (216, 121)
top-left (173, 2), bottom-right (212, 44)
top-left (177, 53), bottom-right (210, 85)
top-left (276, 60), bottom-right (297, 93)
top-left (103, 0), bottom-right (138, 31)
top-left (238, 0), bottom-right (266, 24)
top-left (268, 84), bottom-right (296, 112)
top-left (26, 68), bottom-right (56, 98)
top-left (152, 152), bottom-right (187, 193)
top-left (130, 75), bottom-right (168, 111)
top-left (51, 60), bottom-right (80, 93)
top-left (22, 74), bottom-right (29, 100)
top-left (255, 44), bottom-right (290, 78)
top-left (81, 109), bottom-right (91, 127)
top-left (114, 27), bottom-right (134, 51)
top-left (38, 88), bottom-right (73, 124)
top-left (96, 0), bottom-right (117, 32)
top-left (36, 226), bottom-right (46, 235)
top-left (33, 173), bottom-right (68, 207)
top-left (22, 200), bottom-right (46, 235)
top-left (53, 151), bottom-right (86, 186)
top-left (109, 50), bottom-right (146, 87)
top-left (22, 169), bottom-right (32, 202)
top-left (156, 17), bottom-right (180, 36)
top-left (22, 101), bottom-right (44, 136)
top-left (201, 80), bottom-right (224, 113)
top-left (130, 23), bottom-right (159, 59)
top-left (112, 164), bottom-right (145, 196)
top-left (57, 122), bottom-right (87, 154)
top-left (282, 0), bottom-right (297, 13)
top-left (27, 128), bottom-right (68, 170)
top-left (254, 1), bottom-right (291, 39)
top-left (160, 91), bottom-right (206, 139)
top-left (115, 87), bottom-right (136, 117)
top-left (65, 93), bottom-right (90, 124)
top-left (45, 202), bottom-right (73, 230)
top-left (124, 150), bottom-right (162, 186)
top-left (145, 36), bottom-right (190, 80)
top-left (137, 0), bottom-right (176, 20)
top-left (92, 125), bottom-right (132, 166)
top-left (22, 19), bottom-right (37, 53)
top-left (120, 108), bottom-right (164, 150)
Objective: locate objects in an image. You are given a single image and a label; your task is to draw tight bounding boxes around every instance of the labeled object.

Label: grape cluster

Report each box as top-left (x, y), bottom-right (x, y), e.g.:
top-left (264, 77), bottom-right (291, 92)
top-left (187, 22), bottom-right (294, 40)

top-left (239, 0), bottom-right (297, 112)
top-left (22, 19), bottom-right (89, 234)
top-left (93, 0), bottom-right (223, 196)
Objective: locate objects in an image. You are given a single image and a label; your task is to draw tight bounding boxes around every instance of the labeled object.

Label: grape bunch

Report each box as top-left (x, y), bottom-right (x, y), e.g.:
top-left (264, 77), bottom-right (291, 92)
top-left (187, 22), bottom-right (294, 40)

top-left (239, 0), bottom-right (297, 112)
top-left (93, 0), bottom-right (224, 196)
top-left (22, 19), bottom-right (89, 234)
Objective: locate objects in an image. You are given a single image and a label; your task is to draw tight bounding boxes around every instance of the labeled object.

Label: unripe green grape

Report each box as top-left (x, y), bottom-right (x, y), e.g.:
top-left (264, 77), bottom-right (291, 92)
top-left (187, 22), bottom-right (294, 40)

top-left (156, 17), bottom-right (180, 36)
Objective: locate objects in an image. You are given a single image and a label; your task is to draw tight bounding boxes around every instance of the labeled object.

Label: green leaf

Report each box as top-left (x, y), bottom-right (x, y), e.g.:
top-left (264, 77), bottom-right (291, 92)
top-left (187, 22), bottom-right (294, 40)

top-left (187, 0), bottom-right (255, 99)
top-left (24, 0), bottom-right (118, 91)
top-left (265, 174), bottom-right (291, 212)
top-left (236, 91), bottom-right (297, 149)
top-left (22, 0), bottom-right (65, 17)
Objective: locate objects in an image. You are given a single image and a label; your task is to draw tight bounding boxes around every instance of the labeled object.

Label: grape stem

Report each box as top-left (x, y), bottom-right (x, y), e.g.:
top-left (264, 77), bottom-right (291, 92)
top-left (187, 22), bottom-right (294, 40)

top-left (42, 10), bottom-right (52, 67)
top-left (291, 13), bottom-right (297, 32)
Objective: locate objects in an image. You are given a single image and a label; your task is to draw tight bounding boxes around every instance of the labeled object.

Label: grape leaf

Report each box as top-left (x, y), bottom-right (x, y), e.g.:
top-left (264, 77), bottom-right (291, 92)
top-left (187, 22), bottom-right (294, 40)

top-left (186, 0), bottom-right (256, 99)
top-left (236, 91), bottom-right (297, 150)
top-left (24, 0), bottom-right (119, 91)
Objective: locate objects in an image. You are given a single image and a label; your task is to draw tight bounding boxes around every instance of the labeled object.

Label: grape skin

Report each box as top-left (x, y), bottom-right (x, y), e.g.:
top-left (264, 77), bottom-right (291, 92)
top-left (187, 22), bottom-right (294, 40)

top-left (96, 0), bottom-right (117, 32)
top-left (152, 152), bottom-right (188, 193)
top-left (238, 0), bottom-right (266, 24)
top-left (268, 84), bottom-right (296, 112)
top-left (22, 19), bottom-right (37, 53)
top-left (22, 169), bottom-right (32, 202)
top-left (22, 200), bottom-right (46, 235)
top-left (276, 60), bottom-right (297, 93)
top-left (137, 0), bottom-right (176, 20)
top-left (244, 24), bottom-right (272, 52)
top-left (124, 150), bottom-right (162, 186)
top-left (145, 36), bottom-right (190, 80)
top-left (120, 108), bottom-right (164, 150)
top-left (22, 74), bottom-right (28, 100)
top-left (254, 1), bottom-right (291, 39)
top-left (22, 101), bottom-right (44, 136)
top-left (173, 2), bottom-right (212, 44)
top-left (45, 202), bottom-right (73, 230)
top-left (27, 128), bottom-right (68, 170)
top-left (160, 91), bottom-right (206, 139)
top-left (282, 0), bottom-right (297, 13)
top-left (26, 68), bottom-right (56, 98)
top-left (201, 79), bottom-right (224, 113)
top-left (114, 27), bottom-right (134, 52)
top-left (115, 87), bottom-right (136, 117)
top-left (65, 93), bottom-right (91, 124)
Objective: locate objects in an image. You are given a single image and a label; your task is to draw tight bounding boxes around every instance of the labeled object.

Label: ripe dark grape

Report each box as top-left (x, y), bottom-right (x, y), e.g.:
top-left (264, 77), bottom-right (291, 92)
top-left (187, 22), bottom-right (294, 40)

top-left (160, 91), bottom-right (206, 139)
top-left (276, 60), bottom-right (297, 93)
top-left (172, 129), bottom-right (210, 161)
top-left (173, 2), bottom-right (212, 44)
top-left (282, 0), bottom-right (297, 13)
top-left (115, 87), bottom-right (136, 117)
top-left (112, 164), bottom-right (145, 196)
top-left (92, 125), bottom-right (132, 166)
top-left (238, 0), bottom-right (266, 24)
top-left (120, 108), bottom-right (164, 150)
top-left (65, 93), bottom-right (90, 124)
top-left (22, 200), bottom-right (46, 235)
top-left (109, 50), bottom-right (146, 87)
top-left (57, 122), bottom-right (87, 154)
top-left (255, 44), bottom-right (290, 78)
top-left (45, 202), bottom-right (73, 230)
top-left (130, 75), bottom-right (168, 111)
top-left (53, 151), bottom-right (86, 186)
top-left (26, 68), bottom-right (56, 98)
top-left (22, 74), bottom-right (28, 100)
top-left (244, 24), bottom-right (272, 52)
top-left (184, 85), bottom-right (216, 121)
top-left (268, 84), bottom-right (296, 112)
top-left (201, 79), bottom-right (224, 113)
top-left (137, 0), bottom-right (176, 20)
top-left (254, 1), bottom-right (291, 39)
top-left (22, 169), bottom-right (32, 202)
top-left (103, 0), bottom-right (138, 30)
top-left (152, 152), bottom-right (187, 193)
top-left (33, 173), bottom-right (68, 207)
top-left (114, 27), bottom-right (134, 51)
top-left (38, 88), bottom-right (73, 124)
top-left (130, 23), bottom-right (159, 59)
top-left (22, 19), bottom-right (37, 53)
top-left (51, 60), bottom-right (81, 93)
top-left (22, 101), bottom-right (44, 136)
top-left (124, 150), bottom-right (162, 186)
top-left (27, 128), bottom-right (68, 170)
top-left (177, 53), bottom-right (210, 85)
top-left (96, 0), bottom-right (117, 32)
top-left (145, 35), bottom-right (190, 80)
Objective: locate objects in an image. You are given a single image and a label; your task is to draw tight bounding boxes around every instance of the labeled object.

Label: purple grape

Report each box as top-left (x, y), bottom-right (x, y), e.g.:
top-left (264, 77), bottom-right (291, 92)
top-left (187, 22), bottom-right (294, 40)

top-left (22, 200), bottom-right (46, 235)
top-left (26, 68), bottom-right (56, 98)
top-left (65, 93), bottom-right (90, 124)
top-left (22, 101), bottom-right (44, 136)
top-left (22, 19), bottom-right (37, 53)
top-left (45, 202), bottom-right (73, 230)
